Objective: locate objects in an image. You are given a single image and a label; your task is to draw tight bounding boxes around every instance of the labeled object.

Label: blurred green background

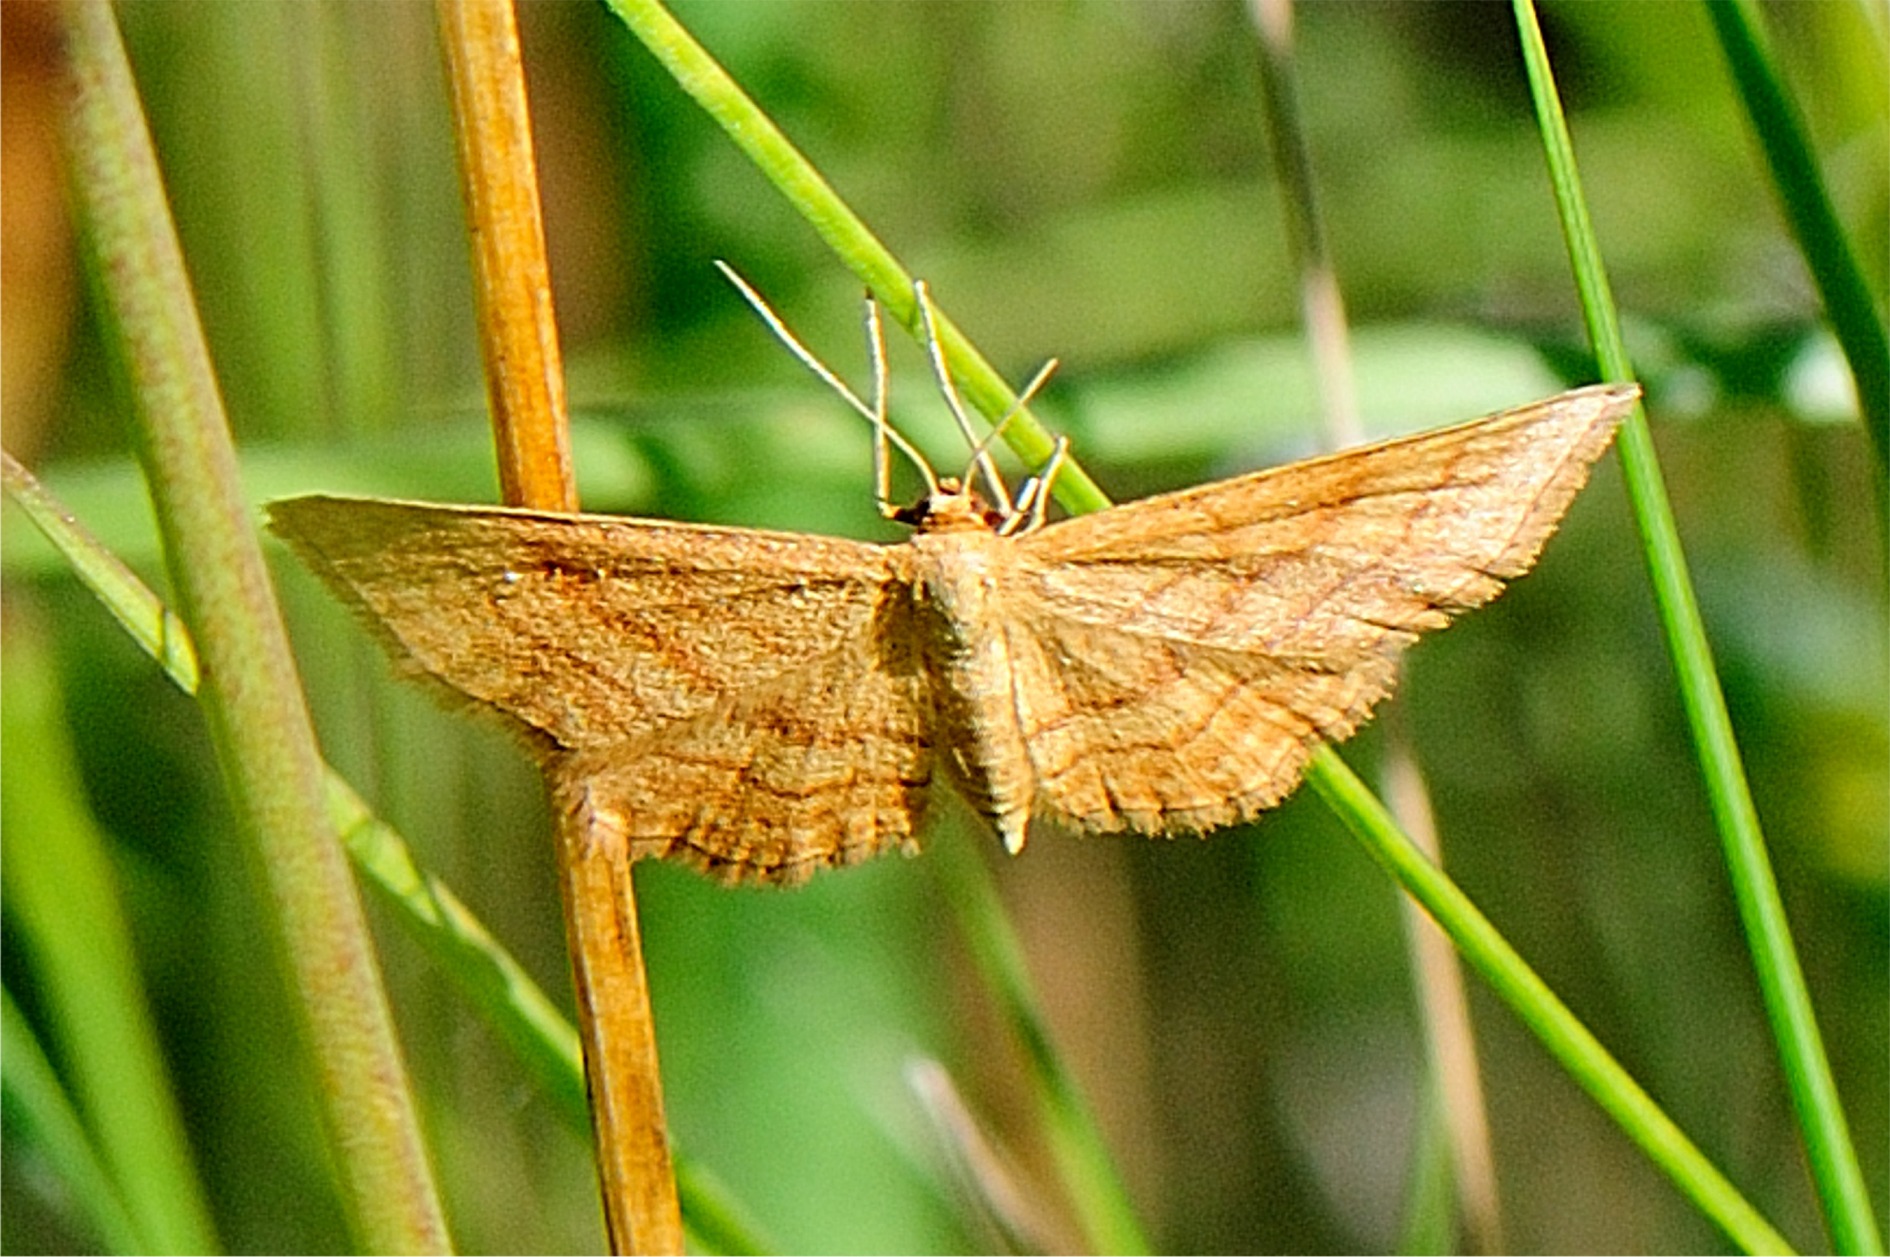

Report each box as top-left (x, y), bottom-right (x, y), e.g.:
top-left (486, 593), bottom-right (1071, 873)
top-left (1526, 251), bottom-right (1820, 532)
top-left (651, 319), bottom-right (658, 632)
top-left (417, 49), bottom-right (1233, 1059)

top-left (3, 1), bottom-right (1883, 1252)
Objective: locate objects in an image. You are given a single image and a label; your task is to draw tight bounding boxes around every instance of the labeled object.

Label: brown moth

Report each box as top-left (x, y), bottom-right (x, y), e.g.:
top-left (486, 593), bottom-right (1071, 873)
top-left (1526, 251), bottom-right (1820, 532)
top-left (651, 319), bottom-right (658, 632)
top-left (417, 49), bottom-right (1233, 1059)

top-left (270, 286), bottom-right (1638, 885)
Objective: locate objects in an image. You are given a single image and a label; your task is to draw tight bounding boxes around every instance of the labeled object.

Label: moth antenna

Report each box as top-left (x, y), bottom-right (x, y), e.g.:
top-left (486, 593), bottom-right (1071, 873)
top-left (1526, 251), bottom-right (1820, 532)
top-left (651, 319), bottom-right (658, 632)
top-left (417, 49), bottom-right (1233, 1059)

top-left (715, 261), bottom-right (940, 510)
top-left (915, 280), bottom-right (1011, 515)
top-left (1001, 435), bottom-right (1069, 537)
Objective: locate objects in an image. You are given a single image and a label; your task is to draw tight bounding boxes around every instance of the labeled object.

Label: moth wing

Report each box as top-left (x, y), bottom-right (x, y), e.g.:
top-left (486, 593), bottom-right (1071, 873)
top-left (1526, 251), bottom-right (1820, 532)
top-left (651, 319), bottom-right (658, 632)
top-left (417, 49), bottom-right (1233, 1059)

top-left (270, 495), bottom-right (933, 882)
top-left (1006, 384), bottom-right (1635, 834)
top-left (555, 618), bottom-right (933, 885)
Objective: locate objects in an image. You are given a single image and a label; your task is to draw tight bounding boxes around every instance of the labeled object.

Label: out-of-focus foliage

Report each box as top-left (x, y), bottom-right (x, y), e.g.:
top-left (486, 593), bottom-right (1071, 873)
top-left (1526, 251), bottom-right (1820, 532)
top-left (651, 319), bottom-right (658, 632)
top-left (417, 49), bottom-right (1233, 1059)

top-left (3, 2), bottom-right (1882, 1252)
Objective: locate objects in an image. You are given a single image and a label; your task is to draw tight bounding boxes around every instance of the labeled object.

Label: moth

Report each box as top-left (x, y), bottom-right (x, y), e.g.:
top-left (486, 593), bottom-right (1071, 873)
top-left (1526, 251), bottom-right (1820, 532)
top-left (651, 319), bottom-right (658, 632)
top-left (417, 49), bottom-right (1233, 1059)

top-left (271, 282), bottom-right (1638, 885)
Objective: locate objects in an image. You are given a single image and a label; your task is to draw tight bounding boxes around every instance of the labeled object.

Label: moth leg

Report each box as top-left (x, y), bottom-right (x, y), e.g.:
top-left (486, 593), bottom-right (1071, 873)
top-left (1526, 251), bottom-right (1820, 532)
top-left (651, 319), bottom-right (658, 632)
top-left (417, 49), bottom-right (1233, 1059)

top-left (1003, 434), bottom-right (1070, 537)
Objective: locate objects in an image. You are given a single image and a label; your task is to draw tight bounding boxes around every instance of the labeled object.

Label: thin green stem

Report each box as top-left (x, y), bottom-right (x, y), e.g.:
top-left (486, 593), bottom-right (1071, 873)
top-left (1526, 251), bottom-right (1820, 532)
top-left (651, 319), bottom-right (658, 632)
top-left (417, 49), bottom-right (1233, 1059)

top-left (1307, 750), bottom-right (1794, 1255)
top-left (57, 2), bottom-right (448, 1248)
top-left (599, 0), bottom-right (1111, 516)
top-left (1702, 0), bottom-right (1888, 486)
top-left (0, 991), bottom-right (145, 1255)
top-left (1516, 3), bottom-right (1882, 1253)
top-left (2, 451), bottom-right (199, 692)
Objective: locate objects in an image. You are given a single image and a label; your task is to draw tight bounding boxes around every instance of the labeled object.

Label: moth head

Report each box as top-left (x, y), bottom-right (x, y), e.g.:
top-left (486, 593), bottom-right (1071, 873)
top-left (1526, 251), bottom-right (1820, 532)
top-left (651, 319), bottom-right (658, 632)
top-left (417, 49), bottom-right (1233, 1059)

top-left (891, 477), bottom-right (1005, 534)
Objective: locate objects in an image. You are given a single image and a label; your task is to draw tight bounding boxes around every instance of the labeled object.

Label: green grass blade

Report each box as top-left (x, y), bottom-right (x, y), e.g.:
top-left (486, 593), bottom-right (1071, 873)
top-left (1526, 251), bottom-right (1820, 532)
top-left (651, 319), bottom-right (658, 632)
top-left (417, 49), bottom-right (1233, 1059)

top-left (1702, 0), bottom-right (1889, 484)
top-left (324, 778), bottom-right (590, 1127)
top-left (328, 781), bottom-right (775, 1254)
top-left (932, 835), bottom-right (1151, 1255)
top-left (1308, 749), bottom-right (1794, 1255)
top-left (1515, 3), bottom-right (1884, 1252)
top-left (2, 451), bottom-right (199, 693)
top-left (1, 454), bottom-right (773, 1257)
top-left (58, 4), bottom-right (450, 1245)
top-left (0, 638), bottom-right (219, 1255)
top-left (1396, 1079), bottom-right (1459, 1257)
top-left (1, 989), bottom-right (145, 1254)
top-left (673, 1159), bottom-right (775, 1257)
